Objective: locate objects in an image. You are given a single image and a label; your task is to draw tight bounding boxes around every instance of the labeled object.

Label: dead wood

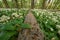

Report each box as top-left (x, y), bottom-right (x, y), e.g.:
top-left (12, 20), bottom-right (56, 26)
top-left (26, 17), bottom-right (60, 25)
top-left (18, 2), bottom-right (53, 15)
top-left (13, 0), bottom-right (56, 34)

top-left (18, 10), bottom-right (44, 40)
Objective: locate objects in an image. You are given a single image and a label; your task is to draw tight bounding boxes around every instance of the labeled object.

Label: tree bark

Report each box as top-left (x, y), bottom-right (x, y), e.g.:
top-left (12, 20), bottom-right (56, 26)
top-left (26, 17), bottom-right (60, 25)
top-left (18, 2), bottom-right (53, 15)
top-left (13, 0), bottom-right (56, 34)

top-left (18, 10), bottom-right (44, 40)
top-left (14, 0), bottom-right (19, 8)
top-left (42, 0), bottom-right (46, 9)
top-left (2, 0), bottom-right (9, 8)
top-left (21, 0), bottom-right (23, 8)
top-left (12, 0), bottom-right (19, 8)
top-left (31, 0), bottom-right (35, 9)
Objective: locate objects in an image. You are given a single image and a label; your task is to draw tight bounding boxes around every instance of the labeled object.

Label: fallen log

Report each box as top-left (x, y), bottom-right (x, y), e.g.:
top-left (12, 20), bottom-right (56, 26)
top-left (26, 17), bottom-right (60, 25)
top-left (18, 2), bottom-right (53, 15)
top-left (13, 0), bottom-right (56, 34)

top-left (18, 10), bottom-right (44, 40)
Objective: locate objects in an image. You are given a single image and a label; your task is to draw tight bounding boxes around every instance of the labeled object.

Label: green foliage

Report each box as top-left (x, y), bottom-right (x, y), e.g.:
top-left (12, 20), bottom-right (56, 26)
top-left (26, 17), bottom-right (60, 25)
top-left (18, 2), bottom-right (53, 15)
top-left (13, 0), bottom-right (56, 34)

top-left (0, 10), bottom-right (31, 40)
top-left (0, 0), bottom-right (60, 9)
top-left (0, 31), bottom-right (17, 40)
top-left (0, 9), bottom-right (60, 40)
top-left (0, 23), bottom-right (16, 31)
top-left (32, 10), bottom-right (60, 40)
top-left (21, 23), bottom-right (32, 29)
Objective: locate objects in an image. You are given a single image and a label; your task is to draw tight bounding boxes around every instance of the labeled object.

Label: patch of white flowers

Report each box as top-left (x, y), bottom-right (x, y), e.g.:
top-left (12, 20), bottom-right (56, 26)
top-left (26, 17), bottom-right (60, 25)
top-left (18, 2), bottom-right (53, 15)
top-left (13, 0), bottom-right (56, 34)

top-left (58, 30), bottom-right (60, 35)
top-left (0, 15), bottom-right (10, 22)
top-left (56, 25), bottom-right (60, 29)
top-left (48, 16), bottom-right (51, 19)
top-left (52, 16), bottom-right (58, 22)
top-left (0, 12), bottom-right (23, 23)
top-left (49, 12), bottom-right (53, 16)
top-left (51, 37), bottom-right (55, 40)
top-left (12, 13), bottom-right (19, 18)
top-left (12, 12), bottom-right (23, 18)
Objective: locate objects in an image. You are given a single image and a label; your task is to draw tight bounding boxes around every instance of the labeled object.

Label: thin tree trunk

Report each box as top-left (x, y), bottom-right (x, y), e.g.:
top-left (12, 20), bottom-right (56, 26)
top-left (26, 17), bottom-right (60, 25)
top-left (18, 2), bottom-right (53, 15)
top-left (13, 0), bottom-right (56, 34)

top-left (2, 0), bottom-right (9, 8)
top-left (31, 0), bottom-right (34, 9)
top-left (23, 0), bottom-right (26, 8)
top-left (12, 0), bottom-right (19, 8)
top-left (42, 0), bottom-right (46, 9)
top-left (18, 10), bottom-right (44, 40)
top-left (0, 3), bottom-right (3, 8)
top-left (14, 0), bottom-right (19, 8)
top-left (21, 0), bottom-right (23, 8)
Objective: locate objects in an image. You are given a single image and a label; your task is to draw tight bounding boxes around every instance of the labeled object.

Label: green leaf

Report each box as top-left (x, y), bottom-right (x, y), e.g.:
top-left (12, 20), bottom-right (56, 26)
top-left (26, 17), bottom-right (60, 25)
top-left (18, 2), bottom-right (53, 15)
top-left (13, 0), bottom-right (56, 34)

top-left (0, 23), bottom-right (16, 31)
top-left (10, 18), bottom-right (23, 25)
top-left (0, 31), bottom-right (16, 40)
top-left (21, 23), bottom-right (32, 29)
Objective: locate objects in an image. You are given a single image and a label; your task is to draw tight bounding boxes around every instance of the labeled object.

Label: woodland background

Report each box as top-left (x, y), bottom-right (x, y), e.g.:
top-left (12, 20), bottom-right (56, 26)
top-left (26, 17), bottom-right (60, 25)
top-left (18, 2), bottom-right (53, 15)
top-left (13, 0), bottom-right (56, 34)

top-left (0, 0), bottom-right (60, 9)
top-left (0, 0), bottom-right (60, 40)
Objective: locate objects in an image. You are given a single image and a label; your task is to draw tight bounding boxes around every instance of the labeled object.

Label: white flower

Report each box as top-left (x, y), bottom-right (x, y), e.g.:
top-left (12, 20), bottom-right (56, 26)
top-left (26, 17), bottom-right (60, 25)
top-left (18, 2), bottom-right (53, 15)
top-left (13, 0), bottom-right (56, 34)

top-left (20, 16), bottom-right (23, 18)
top-left (50, 28), bottom-right (54, 31)
top-left (12, 13), bottom-right (17, 16)
top-left (53, 16), bottom-right (57, 19)
top-left (37, 12), bottom-right (39, 16)
top-left (1, 15), bottom-right (7, 18)
top-left (45, 20), bottom-right (48, 24)
top-left (12, 17), bottom-right (15, 19)
top-left (19, 13), bottom-right (23, 16)
top-left (58, 30), bottom-right (60, 35)
top-left (56, 25), bottom-right (60, 29)
top-left (42, 12), bottom-right (45, 14)
top-left (0, 0), bottom-right (2, 2)
top-left (51, 37), bottom-right (55, 40)
top-left (49, 17), bottom-right (51, 19)
top-left (52, 17), bottom-right (58, 22)
top-left (45, 21), bottom-right (48, 24)
top-left (1, 15), bottom-right (10, 19)
top-left (43, 10), bottom-right (47, 11)
top-left (12, 13), bottom-right (19, 17)
top-left (0, 20), bottom-right (3, 22)
top-left (1, 15), bottom-right (7, 20)
top-left (7, 17), bottom-right (10, 20)
top-left (7, 0), bottom-right (12, 1)
top-left (49, 13), bottom-right (53, 15)
top-left (40, 14), bottom-right (43, 17)
top-left (0, 15), bottom-right (10, 22)
top-left (46, 16), bottom-right (48, 17)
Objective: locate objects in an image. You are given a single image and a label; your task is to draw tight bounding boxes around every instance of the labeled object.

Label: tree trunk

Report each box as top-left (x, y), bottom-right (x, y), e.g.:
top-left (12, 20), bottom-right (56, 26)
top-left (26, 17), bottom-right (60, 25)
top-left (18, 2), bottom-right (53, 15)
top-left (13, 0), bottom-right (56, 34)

top-left (21, 0), bottom-right (23, 8)
top-left (14, 0), bottom-right (19, 8)
top-left (18, 10), bottom-right (44, 40)
top-left (12, 0), bottom-right (19, 8)
top-left (42, 0), bottom-right (46, 9)
top-left (2, 0), bottom-right (9, 8)
top-left (31, 0), bottom-right (35, 9)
